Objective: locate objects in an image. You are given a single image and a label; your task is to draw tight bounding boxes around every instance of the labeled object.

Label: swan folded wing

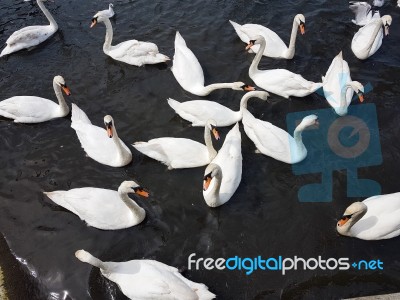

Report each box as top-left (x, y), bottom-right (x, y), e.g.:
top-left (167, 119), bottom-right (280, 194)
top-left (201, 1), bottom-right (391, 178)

top-left (111, 40), bottom-right (159, 58)
top-left (176, 101), bottom-right (231, 125)
top-left (6, 26), bottom-right (54, 49)
top-left (252, 118), bottom-right (289, 154)
top-left (353, 20), bottom-right (382, 48)
top-left (0, 97), bottom-right (56, 121)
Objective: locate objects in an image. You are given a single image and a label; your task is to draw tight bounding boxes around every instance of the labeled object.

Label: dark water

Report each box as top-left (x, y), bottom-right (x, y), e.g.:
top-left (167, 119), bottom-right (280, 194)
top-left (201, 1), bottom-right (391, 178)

top-left (1, 0), bottom-right (400, 299)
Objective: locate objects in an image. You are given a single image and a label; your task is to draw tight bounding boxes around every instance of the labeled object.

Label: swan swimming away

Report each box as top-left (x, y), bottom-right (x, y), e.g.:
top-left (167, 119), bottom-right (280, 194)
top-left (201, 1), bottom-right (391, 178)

top-left (167, 91), bottom-right (269, 127)
top-left (44, 181), bottom-right (149, 230)
top-left (229, 14), bottom-right (305, 59)
top-left (133, 120), bottom-right (220, 169)
top-left (246, 35), bottom-right (322, 98)
top-left (351, 15), bottom-right (392, 60)
top-left (0, 75), bottom-right (70, 123)
top-left (203, 123), bottom-right (242, 207)
top-left (337, 192), bottom-right (400, 240)
top-left (242, 111), bottom-right (318, 164)
top-left (0, 0), bottom-right (58, 57)
top-left (171, 31), bottom-right (254, 96)
top-left (322, 51), bottom-right (365, 116)
top-left (349, 2), bottom-right (381, 26)
top-left (75, 249), bottom-right (216, 299)
top-left (71, 104), bottom-right (132, 167)
top-left (90, 11), bottom-right (169, 66)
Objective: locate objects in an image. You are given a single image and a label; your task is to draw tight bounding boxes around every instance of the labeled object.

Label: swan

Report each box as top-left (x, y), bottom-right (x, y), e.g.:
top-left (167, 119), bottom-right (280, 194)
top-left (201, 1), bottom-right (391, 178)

top-left (0, 0), bottom-right (58, 57)
top-left (349, 2), bottom-right (380, 26)
top-left (373, 0), bottom-right (384, 7)
top-left (71, 103), bottom-right (132, 167)
top-left (44, 181), bottom-right (149, 230)
top-left (75, 249), bottom-right (216, 300)
top-left (90, 12), bottom-right (169, 66)
top-left (322, 51), bottom-right (365, 116)
top-left (246, 35), bottom-right (322, 98)
top-left (203, 123), bottom-right (242, 207)
top-left (171, 31), bottom-right (254, 96)
top-left (97, 3), bottom-right (115, 18)
top-left (337, 192), bottom-right (400, 240)
top-left (0, 75), bottom-right (70, 123)
top-left (242, 110), bottom-right (318, 164)
top-left (229, 14), bottom-right (305, 59)
top-left (167, 91), bottom-right (269, 127)
top-left (351, 15), bottom-right (392, 60)
top-left (133, 120), bottom-right (220, 169)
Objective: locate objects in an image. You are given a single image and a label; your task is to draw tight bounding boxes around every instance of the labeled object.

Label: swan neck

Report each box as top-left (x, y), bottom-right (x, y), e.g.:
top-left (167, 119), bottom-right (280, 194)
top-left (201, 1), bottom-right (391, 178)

top-left (118, 190), bottom-right (145, 219)
top-left (286, 17), bottom-right (299, 59)
top-left (249, 39), bottom-right (265, 76)
top-left (205, 170), bottom-right (222, 207)
top-left (201, 83), bottom-right (235, 96)
top-left (204, 126), bottom-right (217, 161)
top-left (340, 83), bottom-right (353, 109)
top-left (53, 80), bottom-right (69, 116)
top-left (103, 18), bottom-right (113, 52)
top-left (37, 0), bottom-right (58, 29)
top-left (293, 123), bottom-right (306, 149)
top-left (82, 253), bottom-right (107, 270)
top-left (111, 126), bottom-right (126, 160)
top-left (337, 208), bottom-right (368, 237)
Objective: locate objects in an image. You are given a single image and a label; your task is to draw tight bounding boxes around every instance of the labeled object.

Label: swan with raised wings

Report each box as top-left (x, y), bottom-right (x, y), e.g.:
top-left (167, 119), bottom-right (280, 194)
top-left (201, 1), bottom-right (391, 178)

top-left (351, 15), bottom-right (392, 60)
top-left (44, 181), bottom-right (149, 230)
top-left (171, 31), bottom-right (254, 96)
top-left (229, 14), bottom-right (305, 59)
top-left (75, 249), bottom-right (216, 299)
top-left (337, 192), bottom-right (400, 240)
top-left (203, 123), bottom-right (242, 207)
top-left (246, 35), bottom-right (322, 98)
top-left (90, 12), bottom-right (169, 66)
top-left (242, 111), bottom-right (318, 164)
top-left (71, 104), bottom-right (132, 167)
top-left (133, 120), bottom-right (220, 169)
top-left (322, 51), bottom-right (365, 116)
top-left (0, 75), bottom-right (70, 123)
top-left (349, 2), bottom-right (380, 26)
top-left (1, 0), bottom-right (58, 57)
top-left (167, 91), bottom-right (269, 127)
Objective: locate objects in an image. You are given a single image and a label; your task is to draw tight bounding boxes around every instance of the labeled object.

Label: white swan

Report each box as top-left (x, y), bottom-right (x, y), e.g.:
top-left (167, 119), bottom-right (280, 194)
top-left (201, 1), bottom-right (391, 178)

top-left (229, 14), bottom-right (305, 59)
top-left (203, 123), bottom-right (242, 207)
top-left (75, 249), bottom-right (216, 300)
top-left (322, 51), bottom-right (365, 116)
top-left (44, 181), bottom-right (148, 230)
top-left (171, 31), bottom-right (254, 96)
top-left (246, 35), bottom-right (322, 98)
top-left (349, 2), bottom-right (380, 26)
top-left (351, 15), bottom-right (392, 60)
top-left (167, 91), bottom-right (269, 127)
top-left (133, 120), bottom-right (220, 169)
top-left (242, 110), bottom-right (318, 164)
top-left (90, 12), bottom-right (169, 66)
top-left (337, 192), bottom-right (400, 240)
top-left (0, 75), bottom-right (70, 123)
top-left (97, 3), bottom-right (115, 18)
top-left (71, 104), bottom-right (132, 167)
top-left (373, 0), bottom-right (384, 7)
top-left (0, 0), bottom-right (58, 57)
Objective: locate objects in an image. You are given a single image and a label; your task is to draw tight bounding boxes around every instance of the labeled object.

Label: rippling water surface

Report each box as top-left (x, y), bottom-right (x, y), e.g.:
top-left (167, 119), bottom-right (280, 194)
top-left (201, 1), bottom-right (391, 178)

top-left (1, 0), bottom-right (400, 299)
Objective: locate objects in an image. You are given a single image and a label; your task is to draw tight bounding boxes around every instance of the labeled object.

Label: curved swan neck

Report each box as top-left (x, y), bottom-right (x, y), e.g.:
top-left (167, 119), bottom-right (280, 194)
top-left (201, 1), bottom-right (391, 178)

top-left (293, 123), bottom-right (306, 149)
top-left (52, 80), bottom-right (69, 116)
top-left (337, 208), bottom-right (368, 237)
top-left (340, 83), bottom-right (353, 110)
top-left (37, 0), bottom-right (58, 29)
top-left (110, 125), bottom-right (127, 160)
top-left (102, 18), bottom-right (113, 53)
top-left (118, 189), bottom-right (145, 218)
top-left (205, 170), bottom-right (222, 207)
top-left (285, 17), bottom-right (299, 59)
top-left (81, 252), bottom-right (107, 270)
top-left (199, 83), bottom-right (236, 96)
top-left (204, 125), bottom-right (217, 160)
top-left (249, 39), bottom-right (265, 76)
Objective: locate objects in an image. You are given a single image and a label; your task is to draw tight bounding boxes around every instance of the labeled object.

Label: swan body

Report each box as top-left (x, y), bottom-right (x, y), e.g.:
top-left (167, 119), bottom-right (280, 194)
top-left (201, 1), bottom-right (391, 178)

top-left (0, 0), bottom-right (58, 57)
top-left (0, 75), bottom-right (70, 123)
top-left (229, 14), bottom-right (305, 59)
top-left (44, 181), bottom-right (149, 230)
top-left (167, 91), bottom-right (269, 127)
top-left (351, 15), bottom-right (392, 60)
top-left (71, 104), bottom-right (132, 167)
top-left (133, 120), bottom-right (220, 169)
top-left (349, 2), bottom-right (381, 26)
top-left (97, 3), bottom-right (115, 18)
top-left (91, 12), bottom-right (169, 66)
top-left (203, 123), bottom-right (242, 207)
top-left (171, 31), bottom-right (253, 96)
top-left (337, 192), bottom-right (400, 240)
top-left (246, 35), bottom-right (322, 98)
top-left (322, 51), bottom-right (365, 116)
top-left (75, 249), bottom-right (216, 300)
top-left (242, 111), bottom-right (318, 164)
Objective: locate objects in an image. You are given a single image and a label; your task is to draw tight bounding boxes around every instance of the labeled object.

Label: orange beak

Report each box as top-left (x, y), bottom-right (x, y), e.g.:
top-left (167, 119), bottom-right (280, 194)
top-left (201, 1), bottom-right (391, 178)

top-left (203, 177), bottom-right (212, 191)
top-left (106, 126), bottom-right (113, 138)
top-left (337, 216), bottom-right (350, 227)
top-left (135, 188), bottom-right (149, 198)
top-left (244, 85), bottom-right (256, 91)
top-left (299, 24), bottom-right (305, 35)
top-left (212, 128), bottom-right (220, 140)
top-left (358, 93), bottom-right (364, 103)
top-left (62, 86), bottom-right (71, 96)
top-left (245, 41), bottom-right (254, 51)
top-left (90, 19), bottom-right (97, 28)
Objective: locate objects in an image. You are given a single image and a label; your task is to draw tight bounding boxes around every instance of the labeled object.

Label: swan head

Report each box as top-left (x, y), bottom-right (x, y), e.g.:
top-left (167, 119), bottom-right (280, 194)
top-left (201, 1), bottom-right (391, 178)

top-left (118, 180), bottom-right (150, 198)
top-left (382, 15), bottom-right (392, 36)
top-left (245, 35), bottom-right (265, 50)
top-left (295, 14), bottom-right (306, 35)
top-left (109, 3), bottom-right (114, 8)
top-left (298, 114), bottom-right (319, 130)
top-left (91, 12), bottom-right (109, 28)
top-left (54, 75), bottom-right (71, 96)
top-left (350, 81), bottom-right (365, 103)
top-left (206, 119), bottom-right (220, 140)
top-left (104, 115), bottom-right (115, 138)
top-left (203, 163), bottom-right (222, 191)
top-left (336, 202), bottom-right (368, 236)
top-left (233, 82), bottom-right (255, 92)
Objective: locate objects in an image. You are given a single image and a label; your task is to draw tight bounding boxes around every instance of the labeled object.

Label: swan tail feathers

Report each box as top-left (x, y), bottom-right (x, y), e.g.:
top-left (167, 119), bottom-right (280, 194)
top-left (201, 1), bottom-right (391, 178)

top-left (175, 31), bottom-right (187, 47)
top-left (229, 20), bottom-right (249, 43)
top-left (0, 45), bottom-right (11, 58)
top-left (167, 98), bottom-right (181, 112)
top-left (75, 250), bottom-right (107, 270)
top-left (71, 103), bottom-right (92, 126)
top-left (132, 142), bottom-right (170, 167)
top-left (311, 82), bottom-right (323, 92)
